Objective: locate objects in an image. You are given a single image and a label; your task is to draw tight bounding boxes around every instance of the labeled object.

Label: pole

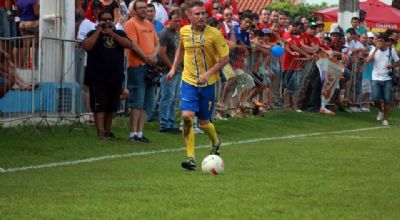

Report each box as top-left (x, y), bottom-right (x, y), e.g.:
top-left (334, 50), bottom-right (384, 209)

top-left (338, 0), bottom-right (359, 32)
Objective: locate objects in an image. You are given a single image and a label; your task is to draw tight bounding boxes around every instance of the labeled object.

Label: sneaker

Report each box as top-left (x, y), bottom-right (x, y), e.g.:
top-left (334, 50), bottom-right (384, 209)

top-left (210, 138), bottom-right (221, 156)
top-left (136, 136), bottom-right (151, 143)
top-left (129, 136), bottom-right (137, 143)
top-left (382, 120), bottom-right (389, 126)
top-left (377, 111), bottom-right (384, 121)
top-left (350, 107), bottom-right (361, 112)
top-left (361, 107), bottom-right (370, 112)
top-left (181, 157), bottom-right (196, 170)
top-left (320, 107), bottom-right (336, 115)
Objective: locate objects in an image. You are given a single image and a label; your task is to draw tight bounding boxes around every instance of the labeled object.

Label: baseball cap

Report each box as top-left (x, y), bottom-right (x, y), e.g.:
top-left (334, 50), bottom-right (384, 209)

top-left (308, 22), bottom-right (317, 28)
top-left (262, 28), bottom-right (272, 35)
top-left (367, 32), bottom-right (375, 38)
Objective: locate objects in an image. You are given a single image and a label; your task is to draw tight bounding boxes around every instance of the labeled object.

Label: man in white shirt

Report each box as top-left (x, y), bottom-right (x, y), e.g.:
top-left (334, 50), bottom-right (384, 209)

top-left (367, 35), bottom-right (400, 126)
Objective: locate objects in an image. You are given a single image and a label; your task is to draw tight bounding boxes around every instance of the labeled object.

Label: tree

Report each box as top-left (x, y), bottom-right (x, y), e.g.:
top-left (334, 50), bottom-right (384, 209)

top-left (266, 1), bottom-right (330, 22)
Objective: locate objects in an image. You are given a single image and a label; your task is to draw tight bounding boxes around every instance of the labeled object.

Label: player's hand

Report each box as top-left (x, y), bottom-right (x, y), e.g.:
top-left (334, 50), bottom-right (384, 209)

top-left (197, 74), bottom-right (209, 85)
top-left (166, 71), bottom-right (175, 83)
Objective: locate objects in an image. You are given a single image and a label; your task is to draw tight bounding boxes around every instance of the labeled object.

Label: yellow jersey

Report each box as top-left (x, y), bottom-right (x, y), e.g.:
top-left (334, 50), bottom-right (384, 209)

top-left (180, 25), bottom-right (229, 86)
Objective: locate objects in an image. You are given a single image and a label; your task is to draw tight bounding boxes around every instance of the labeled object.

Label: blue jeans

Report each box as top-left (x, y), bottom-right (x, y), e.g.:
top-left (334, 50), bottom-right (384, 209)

top-left (372, 80), bottom-right (393, 104)
top-left (0, 8), bottom-right (10, 37)
top-left (159, 72), bottom-right (181, 129)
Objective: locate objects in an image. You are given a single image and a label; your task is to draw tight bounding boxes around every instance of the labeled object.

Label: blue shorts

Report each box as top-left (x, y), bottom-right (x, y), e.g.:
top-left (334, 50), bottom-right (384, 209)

top-left (126, 65), bottom-right (156, 110)
top-left (180, 81), bottom-right (215, 120)
top-left (372, 80), bottom-right (393, 104)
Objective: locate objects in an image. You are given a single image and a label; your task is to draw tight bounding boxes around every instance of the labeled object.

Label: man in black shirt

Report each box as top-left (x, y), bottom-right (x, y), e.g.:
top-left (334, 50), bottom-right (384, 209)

top-left (83, 10), bottom-right (131, 140)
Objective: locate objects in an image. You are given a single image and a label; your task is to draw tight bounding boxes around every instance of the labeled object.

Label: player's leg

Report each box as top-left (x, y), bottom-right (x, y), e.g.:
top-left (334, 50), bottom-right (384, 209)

top-left (198, 84), bottom-right (221, 155)
top-left (180, 81), bottom-right (199, 170)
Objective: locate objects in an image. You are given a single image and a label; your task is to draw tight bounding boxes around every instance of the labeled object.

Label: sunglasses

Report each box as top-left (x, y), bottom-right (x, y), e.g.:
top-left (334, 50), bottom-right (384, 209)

top-left (100, 18), bottom-right (113, 22)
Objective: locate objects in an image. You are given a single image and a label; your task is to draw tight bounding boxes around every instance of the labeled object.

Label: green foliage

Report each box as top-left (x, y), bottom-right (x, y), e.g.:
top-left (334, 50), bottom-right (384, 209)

top-left (266, 1), bottom-right (330, 21)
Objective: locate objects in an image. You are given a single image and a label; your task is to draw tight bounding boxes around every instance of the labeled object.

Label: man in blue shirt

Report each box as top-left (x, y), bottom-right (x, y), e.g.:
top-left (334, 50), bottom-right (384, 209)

top-left (147, 3), bottom-right (164, 35)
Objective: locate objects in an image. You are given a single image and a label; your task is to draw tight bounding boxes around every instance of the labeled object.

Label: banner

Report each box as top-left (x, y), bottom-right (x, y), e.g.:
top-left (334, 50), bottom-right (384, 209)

top-left (316, 58), bottom-right (344, 110)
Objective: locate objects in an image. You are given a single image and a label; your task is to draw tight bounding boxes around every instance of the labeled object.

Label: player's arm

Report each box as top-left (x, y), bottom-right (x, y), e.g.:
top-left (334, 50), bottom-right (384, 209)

top-left (197, 55), bottom-right (229, 85)
top-left (166, 44), bottom-right (184, 81)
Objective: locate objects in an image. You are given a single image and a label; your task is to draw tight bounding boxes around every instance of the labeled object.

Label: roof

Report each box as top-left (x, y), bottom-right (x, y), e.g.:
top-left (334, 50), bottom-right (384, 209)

top-left (237, 0), bottom-right (298, 14)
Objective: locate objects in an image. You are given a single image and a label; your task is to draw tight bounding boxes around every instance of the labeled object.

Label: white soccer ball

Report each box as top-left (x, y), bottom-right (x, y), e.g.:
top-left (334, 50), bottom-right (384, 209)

top-left (201, 155), bottom-right (224, 175)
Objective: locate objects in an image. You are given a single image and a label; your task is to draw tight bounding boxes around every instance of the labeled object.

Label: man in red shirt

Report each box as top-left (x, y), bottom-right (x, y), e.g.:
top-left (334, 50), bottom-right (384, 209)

top-left (282, 22), bottom-right (309, 111)
top-left (258, 8), bottom-right (270, 30)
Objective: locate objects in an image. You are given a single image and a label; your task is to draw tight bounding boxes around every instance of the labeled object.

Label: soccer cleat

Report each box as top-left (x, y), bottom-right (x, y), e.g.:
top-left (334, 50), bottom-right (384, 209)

top-left (377, 111), bottom-right (384, 121)
top-left (181, 157), bottom-right (196, 170)
top-left (382, 120), bottom-right (389, 126)
top-left (210, 138), bottom-right (221, 156)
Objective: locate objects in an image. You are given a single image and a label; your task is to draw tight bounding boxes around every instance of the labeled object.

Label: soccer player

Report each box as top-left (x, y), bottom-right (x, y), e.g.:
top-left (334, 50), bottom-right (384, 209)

top-left (166, 1), bottom-right (229, 170)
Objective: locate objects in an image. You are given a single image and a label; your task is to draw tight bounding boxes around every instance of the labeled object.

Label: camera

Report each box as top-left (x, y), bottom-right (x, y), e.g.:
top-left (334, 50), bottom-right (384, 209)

top-left (100, 23), bottom-right (113, 29)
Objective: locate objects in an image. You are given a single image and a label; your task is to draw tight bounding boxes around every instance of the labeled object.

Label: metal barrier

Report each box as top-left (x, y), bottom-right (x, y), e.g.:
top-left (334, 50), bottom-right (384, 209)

top-left (37, 37), bottom-right (87, 131)
top-left (282, 58), bottom-right (316, 111)
top-left (215, 45), bottom-right (271, 118)
top-left (0, 36), bottom-right (37, 126)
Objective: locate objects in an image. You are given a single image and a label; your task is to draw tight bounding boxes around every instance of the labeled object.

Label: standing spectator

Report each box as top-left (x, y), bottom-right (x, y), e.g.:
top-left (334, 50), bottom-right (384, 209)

top-left (258, 9), bottom-right (270, 30)
top-left (269, 10), bottom-right (279, 24)
top-left (366, 35), bottom-right (400, 126)
top-left (150, 0), bottom-right (168, 24)
top-left (75, 0), bottom-right (86, 36)
top-left (167, 1), bottom-right (229, 170)
top-left (211, 1), bottom-right (223, 16)
top-left (204, 0), bottom-right (219, 17)
top-left (147, 3), bottom-right (164, 35)
top-left (82, 10), bottom-right (132, 140)
top-left (78, 0), bottom-right (103, 124)
top-left (158, 10), bottom-right (181, 133)
top-left (146, 2), bottom-right (165, 122)
top-left (16, 0), bottom-right (39, 68)
top-left (359, 10), bottom-right (368, 33)
top-left (125, 0), bottom-right (160, 143)
top-left (392, 31), bottom-right (400, 55)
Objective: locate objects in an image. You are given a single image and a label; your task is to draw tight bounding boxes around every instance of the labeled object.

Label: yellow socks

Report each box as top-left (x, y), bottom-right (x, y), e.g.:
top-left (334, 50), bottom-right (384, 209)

top-left (183, 116), bottom-right (195, 158)
top-left (199, 122), bottom-right (218, 146)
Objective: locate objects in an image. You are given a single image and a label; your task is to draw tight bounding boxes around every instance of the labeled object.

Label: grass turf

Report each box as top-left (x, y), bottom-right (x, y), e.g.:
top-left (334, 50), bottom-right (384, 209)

top-left (0, 110), bottom-right (400, 219)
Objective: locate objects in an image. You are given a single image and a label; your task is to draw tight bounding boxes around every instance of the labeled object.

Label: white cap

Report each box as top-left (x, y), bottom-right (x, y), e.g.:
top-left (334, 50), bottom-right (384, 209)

top-left (367, 32), bottom-right (375, 38)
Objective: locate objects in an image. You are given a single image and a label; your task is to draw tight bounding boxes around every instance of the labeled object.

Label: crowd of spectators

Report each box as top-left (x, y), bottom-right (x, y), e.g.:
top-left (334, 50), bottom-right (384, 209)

top-left (2, 0), bottom-right (400, 135)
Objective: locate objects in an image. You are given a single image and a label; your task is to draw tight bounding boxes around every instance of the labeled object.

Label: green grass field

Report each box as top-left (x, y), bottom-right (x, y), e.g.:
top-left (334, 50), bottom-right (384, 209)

top-left (1, 110), bottom-right (400, 219)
